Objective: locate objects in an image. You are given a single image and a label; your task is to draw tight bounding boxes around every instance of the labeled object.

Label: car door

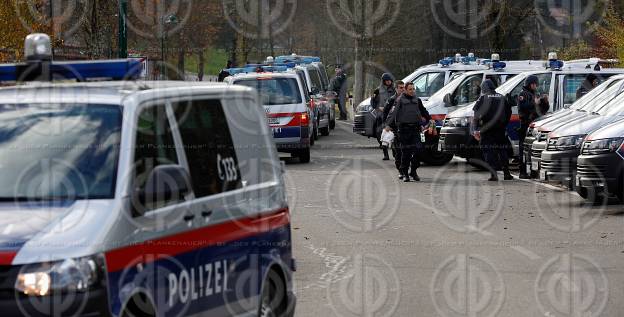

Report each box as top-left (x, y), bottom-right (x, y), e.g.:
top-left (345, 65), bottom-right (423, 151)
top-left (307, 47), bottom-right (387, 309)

top-left (123, 102), bottom-right (199, 317)
top-left (170, 98), bottom-right (259, 316)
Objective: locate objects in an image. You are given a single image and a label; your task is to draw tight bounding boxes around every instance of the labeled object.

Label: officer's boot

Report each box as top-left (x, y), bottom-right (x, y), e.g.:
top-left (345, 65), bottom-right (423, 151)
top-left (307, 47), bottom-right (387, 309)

top-left (503, 167), bottom-right (513, 181)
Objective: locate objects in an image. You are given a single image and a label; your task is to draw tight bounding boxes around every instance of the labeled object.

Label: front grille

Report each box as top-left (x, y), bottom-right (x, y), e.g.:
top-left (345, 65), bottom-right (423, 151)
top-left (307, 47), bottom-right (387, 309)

top-left (577, 164), bottom-right (609, 180)
top-left (541, 159), bottom-right (575, 174)
top-left (353, 116), bottom-right (365, 130)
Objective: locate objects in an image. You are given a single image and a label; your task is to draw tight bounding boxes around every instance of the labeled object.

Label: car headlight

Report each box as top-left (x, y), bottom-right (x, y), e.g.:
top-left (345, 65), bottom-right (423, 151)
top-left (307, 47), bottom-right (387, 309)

top-left (582, 138), bottom-right (624, 154)
top-left (356, 103), bottom-right (372, 113)
top-left (547, 135), bottom-right (586, 151)
top-left (15, 255), bottom-right (103, 296)
top-left (445, 117), bottom-right (470, 127)
top-left (531, 128), bottom-right (539, 137)
top-left (536, 131), bottom-right (550, 142)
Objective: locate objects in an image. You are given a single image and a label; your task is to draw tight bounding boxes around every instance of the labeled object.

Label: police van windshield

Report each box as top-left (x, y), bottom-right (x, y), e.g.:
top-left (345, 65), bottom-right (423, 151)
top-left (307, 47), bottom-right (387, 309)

top-left (0, 104), bottom-right (122, 201)
top-left (597, 89), bottom-right (624, 116)
top-left (572, 78), bottom-right (622, 111)
top-left (235, 78), bottom-right (302, 105)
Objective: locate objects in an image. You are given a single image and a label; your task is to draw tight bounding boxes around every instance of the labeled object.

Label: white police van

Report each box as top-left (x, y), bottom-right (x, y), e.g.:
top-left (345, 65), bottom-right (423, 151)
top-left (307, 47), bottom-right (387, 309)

top-left (0, 34), bottom-right (296, 317)
top-left (225, 66), bottom-right (314, 163)
top-left (353, 53), bottom-right (490, 141)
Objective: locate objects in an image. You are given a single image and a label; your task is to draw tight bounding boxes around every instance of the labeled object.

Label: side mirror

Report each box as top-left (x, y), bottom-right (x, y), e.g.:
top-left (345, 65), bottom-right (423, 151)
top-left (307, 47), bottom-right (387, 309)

top-left (132, 165), bottom-right (191, 217)
top-left (443, 93), bottom-right (454, 107)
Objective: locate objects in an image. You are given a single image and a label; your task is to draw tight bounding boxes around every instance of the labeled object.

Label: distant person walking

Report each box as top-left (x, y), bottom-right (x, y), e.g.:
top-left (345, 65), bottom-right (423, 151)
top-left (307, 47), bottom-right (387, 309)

top-left (330, 66), bottom-right (349, 120)
top-left (218, 60), bottom-right (234, 82)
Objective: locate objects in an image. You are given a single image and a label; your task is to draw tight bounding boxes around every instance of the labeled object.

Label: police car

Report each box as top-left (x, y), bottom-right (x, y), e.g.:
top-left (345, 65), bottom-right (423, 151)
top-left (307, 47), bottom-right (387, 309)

top-left (0, 34), bottom-right (297, 316)
top-left (576, 119), bottom-right (624, 201)
top-left (353, 53), bottom-right (489, 142)
top-left (225, 66), bottom-right (314, 163)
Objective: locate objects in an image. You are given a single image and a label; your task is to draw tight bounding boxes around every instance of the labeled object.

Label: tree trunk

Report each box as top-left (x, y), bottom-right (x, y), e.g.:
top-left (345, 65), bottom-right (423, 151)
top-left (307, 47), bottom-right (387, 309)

top-left (177, 49), bottom-right (185, 80)
top-left (198, 50), bottom-right (205, 81)
top-left (353, 37), bottom-right (365, 110)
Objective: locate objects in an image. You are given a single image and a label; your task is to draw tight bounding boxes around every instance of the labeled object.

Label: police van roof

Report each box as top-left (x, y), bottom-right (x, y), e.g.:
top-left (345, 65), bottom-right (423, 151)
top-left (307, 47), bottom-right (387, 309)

top-left (228, 71), bottom-right (299, 80)
top-left (0, 81), bottom-right (249, 106)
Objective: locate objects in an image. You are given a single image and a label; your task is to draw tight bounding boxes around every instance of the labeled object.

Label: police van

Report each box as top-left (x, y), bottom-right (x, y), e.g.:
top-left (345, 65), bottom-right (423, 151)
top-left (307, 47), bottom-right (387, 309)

top-left (353, 53), bottom-right (489, 141)
top-left (518, 60), bottom-right (624, 177)
top-left (576, 119), bottom-right (624, 201)
top-left (225, 65), bottom-right (314, 163)
top-left (273, 55), bottom-right (336, 133)
top-left (0, 34), bottom-right (296, 316)
top-left (441, 56), bottom-right (624, 164)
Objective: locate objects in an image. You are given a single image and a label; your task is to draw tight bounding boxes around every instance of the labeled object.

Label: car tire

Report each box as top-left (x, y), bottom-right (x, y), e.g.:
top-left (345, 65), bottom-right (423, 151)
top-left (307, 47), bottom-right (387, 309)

top-left (297, 148), bottom-right (311, 163)
top-left (258, 269), bottom-right (287, 317)
top-left (320, 126), bottom-right (330, 136)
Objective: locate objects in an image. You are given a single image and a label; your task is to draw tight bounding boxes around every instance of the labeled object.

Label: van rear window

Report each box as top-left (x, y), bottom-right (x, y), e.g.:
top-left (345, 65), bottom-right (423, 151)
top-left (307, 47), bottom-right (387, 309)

top-left (235, 78), bottom-right (302, 105)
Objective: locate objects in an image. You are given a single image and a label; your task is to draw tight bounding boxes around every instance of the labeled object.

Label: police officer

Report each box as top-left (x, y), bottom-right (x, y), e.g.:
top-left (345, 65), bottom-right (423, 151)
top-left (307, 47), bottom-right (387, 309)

top-left (384, 81), bottom-right (406, 177)
top-left (518, 75), bottom-right (550, 179)
top-left (576, 74), bottom-right (599, 99)
top-left (472, 79), bottom-right (513, 181)
top-left (388, 82), bottom-right (432, 182)
top-left (330, 67), bottom-right (349, 120)
top-left (218, 60), bottom-right (234, 82)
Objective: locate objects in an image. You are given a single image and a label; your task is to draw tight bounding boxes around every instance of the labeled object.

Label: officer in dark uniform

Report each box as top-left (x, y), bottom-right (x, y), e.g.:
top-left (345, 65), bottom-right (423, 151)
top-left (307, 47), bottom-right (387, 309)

top-left (472, 79), bottom-right (513, 181)
top-left (518, 75), bottom-right (550, 179)
top-left (384, 81), bottom-right (406, 178)
top-left (218, 60), bottom-right (234, 82)
top-left (388, 82), bottom-right (432, 182)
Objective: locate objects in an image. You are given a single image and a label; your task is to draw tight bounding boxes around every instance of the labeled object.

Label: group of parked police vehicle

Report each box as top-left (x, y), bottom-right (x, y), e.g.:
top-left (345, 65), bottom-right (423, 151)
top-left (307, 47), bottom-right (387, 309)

top-left (223, 55), bottom-right (340, 164)
top-left (365, 51), bottom-right (624, 202)
top-left (0, 33), bottom-right (297, 316)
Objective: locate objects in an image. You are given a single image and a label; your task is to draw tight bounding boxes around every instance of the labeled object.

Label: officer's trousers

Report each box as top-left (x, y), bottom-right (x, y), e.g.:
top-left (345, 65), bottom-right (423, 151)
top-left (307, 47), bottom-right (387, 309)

top-left (399, 130), bottom-right (423, 177)
top-left (481, 132), bottom-right (509, 175)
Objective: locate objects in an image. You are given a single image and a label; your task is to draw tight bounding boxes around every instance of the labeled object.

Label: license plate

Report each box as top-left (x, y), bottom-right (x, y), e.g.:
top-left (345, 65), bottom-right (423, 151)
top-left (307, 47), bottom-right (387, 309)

top-left (540, 170), bottom-right (547, 181)
top-left (438, 142), bottom-right (442, 152)
top-left (576, 176), bottom-right (581, 187)
top-left (267, 117), bottom-right (280, 125)
top-left (526, 164), bottom-right (531, 173)
top-left (531, 161), bottom-right (539, 171)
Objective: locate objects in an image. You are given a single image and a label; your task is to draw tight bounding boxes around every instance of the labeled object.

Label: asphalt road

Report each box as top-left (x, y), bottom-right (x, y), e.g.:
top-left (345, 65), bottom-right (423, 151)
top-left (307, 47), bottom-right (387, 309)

top-left (285, 121), bottom-right (624, 317)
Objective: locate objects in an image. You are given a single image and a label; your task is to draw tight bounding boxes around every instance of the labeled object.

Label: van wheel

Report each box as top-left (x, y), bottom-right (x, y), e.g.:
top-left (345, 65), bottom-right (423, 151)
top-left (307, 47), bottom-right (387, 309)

top-left (423, 148), bottom-right (453, 166)
top-left (577, 187), bottom-right (589, 199)
top-left (259, 270), bottom-right (287, 317)
top-left (297, 148), bottom-right (311, 163)
top-left (320, 126), bottom-right (330, 136)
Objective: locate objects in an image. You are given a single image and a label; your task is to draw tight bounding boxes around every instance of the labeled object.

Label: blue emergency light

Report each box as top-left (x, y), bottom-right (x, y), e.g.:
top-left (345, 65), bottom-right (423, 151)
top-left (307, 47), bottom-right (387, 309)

top-left (274, 55), bottom-right (321, 64)
top-left (0, 59), bottom-right (143, 82)
top-left (225, 65), bottom-right (289, 75)
top-left (491, 61), bottom-right (506, 71)
top-left (548, 60), bottom-right (564, 70)
top-left (439, 57), bottom-right (455, 67)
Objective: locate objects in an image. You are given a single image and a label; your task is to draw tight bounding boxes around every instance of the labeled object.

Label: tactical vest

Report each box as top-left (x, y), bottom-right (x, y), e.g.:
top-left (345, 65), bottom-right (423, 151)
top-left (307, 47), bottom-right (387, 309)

top-left (397, 96), bottom-right (423, 125)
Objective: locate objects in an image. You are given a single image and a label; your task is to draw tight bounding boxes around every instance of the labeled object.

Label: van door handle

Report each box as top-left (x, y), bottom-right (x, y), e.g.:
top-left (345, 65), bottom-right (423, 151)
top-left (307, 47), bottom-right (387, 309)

top-left (183, 214), bottom-right (195, 221)
top-left (201, 210), bottom-right (213, 218)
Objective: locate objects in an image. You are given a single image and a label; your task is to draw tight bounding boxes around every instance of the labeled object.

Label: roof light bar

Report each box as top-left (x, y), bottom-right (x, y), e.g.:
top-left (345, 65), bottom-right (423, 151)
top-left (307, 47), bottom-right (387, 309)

top-left (0, 59), bottom-right (142, 82)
